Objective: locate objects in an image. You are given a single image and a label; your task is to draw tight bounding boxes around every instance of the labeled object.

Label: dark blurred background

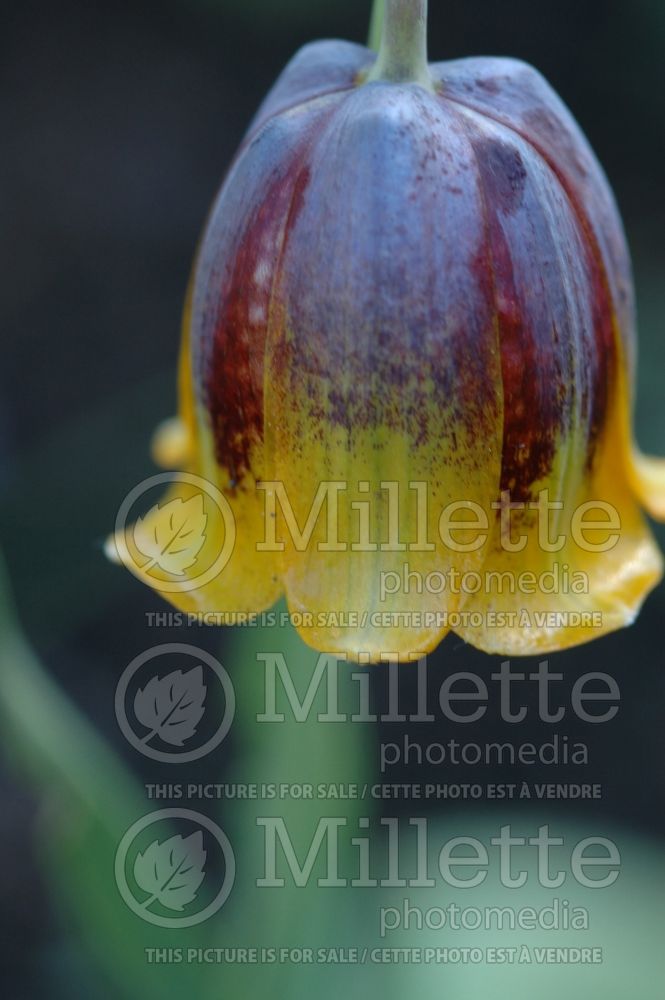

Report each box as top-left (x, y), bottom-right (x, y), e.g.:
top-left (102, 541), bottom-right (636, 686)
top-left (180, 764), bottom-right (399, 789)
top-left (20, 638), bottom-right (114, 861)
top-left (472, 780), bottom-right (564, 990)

top-left (1, 0), bottom-right (665, 997)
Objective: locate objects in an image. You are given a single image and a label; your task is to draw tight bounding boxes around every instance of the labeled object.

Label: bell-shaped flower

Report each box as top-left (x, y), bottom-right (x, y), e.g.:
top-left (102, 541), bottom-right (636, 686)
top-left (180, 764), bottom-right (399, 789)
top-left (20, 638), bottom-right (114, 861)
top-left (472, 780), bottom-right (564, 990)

top-left (109, 0), bottom-right (665, 660)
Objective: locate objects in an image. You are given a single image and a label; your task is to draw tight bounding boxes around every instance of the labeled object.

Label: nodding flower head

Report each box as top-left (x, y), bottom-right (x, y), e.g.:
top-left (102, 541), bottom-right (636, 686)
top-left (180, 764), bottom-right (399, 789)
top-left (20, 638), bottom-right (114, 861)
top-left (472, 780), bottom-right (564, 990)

top-left (109, 0), bottom-right (665, 660)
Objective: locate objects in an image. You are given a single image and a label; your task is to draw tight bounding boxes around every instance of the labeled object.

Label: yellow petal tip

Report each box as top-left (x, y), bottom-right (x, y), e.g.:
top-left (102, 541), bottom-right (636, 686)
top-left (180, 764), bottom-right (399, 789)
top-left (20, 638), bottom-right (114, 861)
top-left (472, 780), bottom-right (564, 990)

top-left (151, 417), bottom-right (191, 469)
top-left (104, 534), bottom-right (121, 565)
top-left (631, 451), bottom-right (665, 521)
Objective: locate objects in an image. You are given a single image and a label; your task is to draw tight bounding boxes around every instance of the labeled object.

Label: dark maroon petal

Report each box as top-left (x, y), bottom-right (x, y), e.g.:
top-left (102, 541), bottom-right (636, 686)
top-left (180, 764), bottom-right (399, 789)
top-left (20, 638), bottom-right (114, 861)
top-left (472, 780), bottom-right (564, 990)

top-left (434, 56), bottom-right (636, 383)
top-left (450, 105), bottom-right (616, 497)
top-left (191, 96), bottom-right (342, 486)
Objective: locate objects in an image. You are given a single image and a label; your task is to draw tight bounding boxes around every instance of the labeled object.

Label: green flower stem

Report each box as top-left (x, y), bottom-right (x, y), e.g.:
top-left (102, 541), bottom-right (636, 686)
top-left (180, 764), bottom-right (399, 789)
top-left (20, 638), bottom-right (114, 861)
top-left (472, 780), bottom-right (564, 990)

top-left (368, 0), bottom-right (385, 51)
top-left (367, 0), bottom-right (433, 89)
top-left (205, 611), bottom-right (375, 996)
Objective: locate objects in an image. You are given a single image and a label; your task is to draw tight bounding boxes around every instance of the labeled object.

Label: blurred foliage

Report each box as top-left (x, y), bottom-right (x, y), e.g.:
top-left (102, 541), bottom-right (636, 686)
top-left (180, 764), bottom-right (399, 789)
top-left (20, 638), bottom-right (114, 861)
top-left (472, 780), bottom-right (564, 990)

top-left (2, 558), bottom-right (665, 999)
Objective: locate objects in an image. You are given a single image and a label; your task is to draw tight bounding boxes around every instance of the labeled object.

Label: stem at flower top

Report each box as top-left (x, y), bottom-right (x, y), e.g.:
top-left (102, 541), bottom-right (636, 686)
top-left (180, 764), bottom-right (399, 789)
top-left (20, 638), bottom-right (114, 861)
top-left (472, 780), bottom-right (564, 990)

top-left (367, 0), bottom-right (433, 90)
top-left (368, 0), bottom-right (385, 51)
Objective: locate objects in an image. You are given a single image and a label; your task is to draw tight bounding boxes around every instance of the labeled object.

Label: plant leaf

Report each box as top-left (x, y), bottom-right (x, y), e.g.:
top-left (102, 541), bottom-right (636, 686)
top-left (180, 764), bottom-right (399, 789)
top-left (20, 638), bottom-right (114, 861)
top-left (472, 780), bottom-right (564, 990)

top-left (133, 495), bottom-right (207, 576)
top-left (134, 666), bottom-right (207, 746)
top-left (134, 831), bottom-right (206, 912)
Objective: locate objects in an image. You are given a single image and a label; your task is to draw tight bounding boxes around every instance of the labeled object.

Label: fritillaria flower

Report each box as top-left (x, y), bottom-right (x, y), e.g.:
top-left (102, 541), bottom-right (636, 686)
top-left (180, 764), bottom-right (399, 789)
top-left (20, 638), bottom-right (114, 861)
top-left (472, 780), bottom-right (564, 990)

top-left (110, 0), bottom-right (665, 660)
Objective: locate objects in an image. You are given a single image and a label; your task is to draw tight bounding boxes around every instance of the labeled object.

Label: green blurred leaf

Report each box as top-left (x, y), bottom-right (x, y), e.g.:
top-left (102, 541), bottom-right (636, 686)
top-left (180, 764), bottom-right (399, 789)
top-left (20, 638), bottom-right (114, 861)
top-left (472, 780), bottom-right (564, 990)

top-left (0, 552), bottom-right (210, 1000)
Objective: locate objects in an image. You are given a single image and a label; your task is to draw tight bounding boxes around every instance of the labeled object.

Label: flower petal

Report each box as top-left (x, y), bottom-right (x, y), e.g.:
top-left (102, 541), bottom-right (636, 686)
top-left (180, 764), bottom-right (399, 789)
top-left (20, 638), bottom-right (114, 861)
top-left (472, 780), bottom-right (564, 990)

top-left (263, 85), bottom-right (505, 659)
top-left (454, 383), bottom-right (663, 655)
top-left (629, 451), bottom-right (665, 521)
